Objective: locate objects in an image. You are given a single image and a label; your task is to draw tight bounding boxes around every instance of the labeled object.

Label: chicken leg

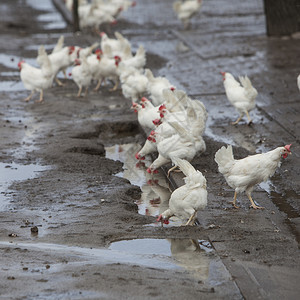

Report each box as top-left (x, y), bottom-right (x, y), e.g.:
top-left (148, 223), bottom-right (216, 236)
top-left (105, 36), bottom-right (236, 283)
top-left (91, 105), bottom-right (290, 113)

top-left (36, 90), bottom-right (44, 103)
top-left (247, 192), bottom-right (264, 209)
top-left (167, 165), bottom-right (179, 177)
top-left (55, 77), bottom-right (65, 87)
top-left (185, 211), bottom-right (197, 226)
top-left (232, 113), bottom-right (244, 125)
top-left (84, 87), bottom-right (88, 97)
top-left (94, 78), bottom-right (103, 91)
top-left (77, 86), bottom-right (82, 97)
top-left (230, 191), bottom-right (240, 209)
top-left (24, 91), bottom-right (34, 102)
top-left (245, 110), bottom-right (252, 125)
top-left (109, 80), bottom-right (119, 92)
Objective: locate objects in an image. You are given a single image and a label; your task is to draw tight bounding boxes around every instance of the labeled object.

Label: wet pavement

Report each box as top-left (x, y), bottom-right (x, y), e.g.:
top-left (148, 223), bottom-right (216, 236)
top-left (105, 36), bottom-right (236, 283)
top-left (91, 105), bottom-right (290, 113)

top-left (0, 0), bottom-right (299, 299)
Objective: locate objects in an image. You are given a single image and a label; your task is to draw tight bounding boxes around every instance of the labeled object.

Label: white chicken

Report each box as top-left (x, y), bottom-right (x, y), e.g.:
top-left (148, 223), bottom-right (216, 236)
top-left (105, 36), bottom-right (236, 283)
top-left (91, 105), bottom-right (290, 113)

top-left (93, 49), bottom-right (121, 91)
top-left (214, 144), bottom-right (292, 209)
top-left (118, 64), bottom-right (148, 102)
top-left (77, 3), bottom-right (117, 31)
top-left (119, 45), bottom-right (146, 70)
top-left (100, 32), bottom-right (132, 59)
top-left (157, 157), bottom-right (207, 226)
top-left (71, 56), bottom-right (93, 97)
top-left (19, 45), bottom-right (54, 103)
top-left (131, 101), bottom-right (160, 131)
top-left (221, 72), bottom-right (258, 125)
top-left (37, 43), bottom-right (76, 87)
top-left (145, 69), bottom-right (176, 106)
top-left (173, 0), bottom-right (203, 29)
top-left (147, 122), bottom-right (197, 175)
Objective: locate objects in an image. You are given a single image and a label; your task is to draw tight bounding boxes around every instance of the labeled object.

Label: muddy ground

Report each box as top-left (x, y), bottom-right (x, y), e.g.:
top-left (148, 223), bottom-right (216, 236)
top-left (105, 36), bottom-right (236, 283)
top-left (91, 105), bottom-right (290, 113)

top-left (0, 0), bottom-right (299, 299)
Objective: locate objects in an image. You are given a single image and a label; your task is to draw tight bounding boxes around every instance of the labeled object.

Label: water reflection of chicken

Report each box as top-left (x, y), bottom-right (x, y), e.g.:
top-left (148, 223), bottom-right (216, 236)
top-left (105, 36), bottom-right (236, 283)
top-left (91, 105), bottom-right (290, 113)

top-left (168, 238), bottom-right (210, 282)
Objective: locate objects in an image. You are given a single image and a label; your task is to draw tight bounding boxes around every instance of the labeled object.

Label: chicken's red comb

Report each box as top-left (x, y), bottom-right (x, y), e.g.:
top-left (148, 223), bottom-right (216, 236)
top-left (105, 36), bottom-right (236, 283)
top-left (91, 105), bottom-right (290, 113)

top-left (158, 104), bottom-right (166, 111)
top-left (170, 87), bottom-right (175, 91)
top-left (284, 144), bottom-right (292, 152)
top-left (141, 97), bottom-right (148, 102)
top-left (220, 71), bottom-right (226, 76)
top-left (100, 32), bottom-right (106, 37)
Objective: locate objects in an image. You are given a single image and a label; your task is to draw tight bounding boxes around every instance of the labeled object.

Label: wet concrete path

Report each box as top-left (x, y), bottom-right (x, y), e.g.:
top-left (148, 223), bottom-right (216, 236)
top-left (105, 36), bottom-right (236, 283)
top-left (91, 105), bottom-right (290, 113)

top-left (0, 0), bottom-right (299, 299)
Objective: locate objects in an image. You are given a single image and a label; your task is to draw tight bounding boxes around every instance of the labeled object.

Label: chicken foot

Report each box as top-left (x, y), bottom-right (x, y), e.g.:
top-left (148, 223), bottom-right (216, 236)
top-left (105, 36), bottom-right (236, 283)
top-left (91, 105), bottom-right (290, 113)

top-left (109, 79), bottom-right (119, 92)
top-left (55, 77), bottom-right (65, 87)
top-left (232, 113), bottom-right (244, 125)
top-left (24, 91), bottom-right (34, 102)
top-left (247, 193), bottom-right (264, 209)
top-left (229, 191), bottom-right (240, 209)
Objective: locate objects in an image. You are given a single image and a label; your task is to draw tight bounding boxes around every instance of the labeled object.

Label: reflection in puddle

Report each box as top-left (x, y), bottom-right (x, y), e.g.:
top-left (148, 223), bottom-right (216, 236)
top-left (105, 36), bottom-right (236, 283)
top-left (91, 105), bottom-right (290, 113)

top-left (0, 240), bottom-right (179, 270)
top-left (105, 143), bottom-right (172, 220)
top-left (110, 238), bottom-right (231, 285)
top-left (0, 162), bottom-right (50, 210)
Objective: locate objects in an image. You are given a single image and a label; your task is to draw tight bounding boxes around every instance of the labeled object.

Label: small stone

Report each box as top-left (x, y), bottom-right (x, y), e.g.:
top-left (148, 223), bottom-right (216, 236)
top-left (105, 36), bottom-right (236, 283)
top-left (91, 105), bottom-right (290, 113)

top-left (7, 276), bottom-right (15, 280)
top-left (23, 267), bottom-right (28, 271)
top-left (45, 265), bottom-right (50, 269)
top-left (8, 233), bottom-right (18, 237)
top-left (31, 226), bottom-right (38, 234)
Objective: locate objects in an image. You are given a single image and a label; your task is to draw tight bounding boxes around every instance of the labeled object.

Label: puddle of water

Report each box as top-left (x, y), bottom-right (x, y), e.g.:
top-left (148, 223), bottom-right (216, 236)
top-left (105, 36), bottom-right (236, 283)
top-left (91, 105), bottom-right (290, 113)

top-left (105, 143), bottom-right (173, 220)
top-left (0, 53), bottom-right (36, 69)
top-left (26, 0), bottom-right (66, 30)
top-left (109, 238), bottom-right (232, 285)
top-left (0, 241), bottom-right (179, 270)
top-left (38, 15), bottom-right (66, 30)
top-left (0, 162), bottom-right (50, 210)
top-left (0, 81), bottom-right (26, 91)
top-left (0, 71), bottom-right (20, 76)
top-left (259, 181), bottom-right (299, 219)
top-left (260, 181), bottom-right (300, 244)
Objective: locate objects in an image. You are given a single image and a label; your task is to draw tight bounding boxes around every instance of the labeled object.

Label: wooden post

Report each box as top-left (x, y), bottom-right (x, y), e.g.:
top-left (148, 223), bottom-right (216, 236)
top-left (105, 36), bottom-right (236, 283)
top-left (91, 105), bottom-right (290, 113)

top-left (73, 0), bottom-right (80, 32)
top-left (264, 0), bottom-right (300, 36)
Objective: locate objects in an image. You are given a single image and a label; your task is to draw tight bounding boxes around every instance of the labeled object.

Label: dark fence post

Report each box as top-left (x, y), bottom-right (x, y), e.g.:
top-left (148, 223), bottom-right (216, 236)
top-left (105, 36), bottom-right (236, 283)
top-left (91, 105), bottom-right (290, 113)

top-left (263, 0), bottom-right (300, 36)
top-left (73, 0), bottom-right (80, 32)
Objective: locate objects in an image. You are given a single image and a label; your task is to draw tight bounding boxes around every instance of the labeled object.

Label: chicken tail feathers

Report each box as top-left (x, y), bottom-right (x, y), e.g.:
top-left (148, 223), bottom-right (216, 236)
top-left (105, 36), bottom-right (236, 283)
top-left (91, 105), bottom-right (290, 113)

top-left (239, 75), bottom-right (258, 100)
top-left (214, 145), bottom-right (234, 171)
top-left (52, 35), bottom-right (64, 54)
top-left (173, 157), bottom-right (196, 177)
top-left (145, 69), bottom-right (154, 81)
top-left (37, 45), bottom-right (52, 76)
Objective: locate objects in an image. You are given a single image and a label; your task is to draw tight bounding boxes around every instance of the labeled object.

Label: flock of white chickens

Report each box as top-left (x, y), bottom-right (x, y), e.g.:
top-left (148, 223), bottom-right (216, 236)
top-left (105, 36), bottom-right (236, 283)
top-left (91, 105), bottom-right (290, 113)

top-left (18, 0), bottom-right (294, 226)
